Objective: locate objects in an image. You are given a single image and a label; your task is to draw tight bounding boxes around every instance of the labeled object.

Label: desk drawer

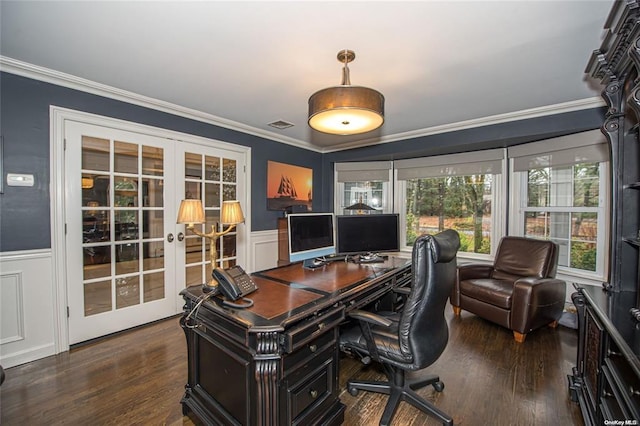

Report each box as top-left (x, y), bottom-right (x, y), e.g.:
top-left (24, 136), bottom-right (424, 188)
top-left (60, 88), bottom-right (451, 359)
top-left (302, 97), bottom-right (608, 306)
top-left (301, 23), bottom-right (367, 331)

top-left (282, 346), bottom-right (337, 425)
top-left (344, 281), bottom-right (394, 312)
top-left (284, 330), bottom-right (335, 373)
top-left (282, 306), bottom-right (344, 353)
top-left (605, 338), bottom-right (640, 419)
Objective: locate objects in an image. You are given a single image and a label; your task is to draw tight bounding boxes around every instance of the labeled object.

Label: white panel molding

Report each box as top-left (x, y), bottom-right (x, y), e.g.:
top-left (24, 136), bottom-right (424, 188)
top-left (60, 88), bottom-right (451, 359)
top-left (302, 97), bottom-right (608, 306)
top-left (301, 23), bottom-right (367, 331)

top-left (248, 230), bottom-right (279, 273)
top-left (0, 343), bottom-right (57, 369)
top-left (0, 249), bottom-right (56, 368)
top-left (0, 271), bottom-right (25, 344)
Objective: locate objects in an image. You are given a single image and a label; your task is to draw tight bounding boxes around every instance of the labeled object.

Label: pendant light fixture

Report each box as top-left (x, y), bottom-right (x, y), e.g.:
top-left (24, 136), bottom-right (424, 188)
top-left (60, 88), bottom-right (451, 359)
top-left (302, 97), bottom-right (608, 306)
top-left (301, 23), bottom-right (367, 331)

top-left (308, 50), bottom-right (384, 135)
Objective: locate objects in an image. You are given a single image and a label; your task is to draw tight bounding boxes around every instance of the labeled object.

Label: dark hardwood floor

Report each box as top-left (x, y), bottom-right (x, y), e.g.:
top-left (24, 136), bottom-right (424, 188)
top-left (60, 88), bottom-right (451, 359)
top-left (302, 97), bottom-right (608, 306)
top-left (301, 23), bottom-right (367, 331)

top-left (0, 304), bottom-right (583, 425)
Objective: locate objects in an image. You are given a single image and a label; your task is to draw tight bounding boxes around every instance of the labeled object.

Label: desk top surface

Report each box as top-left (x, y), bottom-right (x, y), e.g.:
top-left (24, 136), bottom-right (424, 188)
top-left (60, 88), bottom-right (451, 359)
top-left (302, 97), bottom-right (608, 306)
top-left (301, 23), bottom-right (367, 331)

top-left (181, 255), bottom-right (411, 329)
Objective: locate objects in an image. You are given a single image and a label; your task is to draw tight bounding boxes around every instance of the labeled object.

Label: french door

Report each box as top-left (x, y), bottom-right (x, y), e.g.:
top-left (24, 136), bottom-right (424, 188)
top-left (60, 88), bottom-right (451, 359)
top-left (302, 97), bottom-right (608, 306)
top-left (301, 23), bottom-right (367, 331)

top-left (64, 120), bottom-right (246, 344)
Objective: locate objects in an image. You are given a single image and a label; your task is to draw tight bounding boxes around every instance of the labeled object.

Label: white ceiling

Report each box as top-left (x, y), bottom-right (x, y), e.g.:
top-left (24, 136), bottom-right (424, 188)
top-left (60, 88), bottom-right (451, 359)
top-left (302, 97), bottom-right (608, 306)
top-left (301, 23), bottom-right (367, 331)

top-left (0, 1), bottom-right (613, 151)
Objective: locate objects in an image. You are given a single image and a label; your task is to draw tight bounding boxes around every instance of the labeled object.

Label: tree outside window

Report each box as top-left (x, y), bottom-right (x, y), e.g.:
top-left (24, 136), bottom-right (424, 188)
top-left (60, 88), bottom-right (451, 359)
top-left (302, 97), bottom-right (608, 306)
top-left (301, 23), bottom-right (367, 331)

top-left (405, 175), bottom-right (493, 253)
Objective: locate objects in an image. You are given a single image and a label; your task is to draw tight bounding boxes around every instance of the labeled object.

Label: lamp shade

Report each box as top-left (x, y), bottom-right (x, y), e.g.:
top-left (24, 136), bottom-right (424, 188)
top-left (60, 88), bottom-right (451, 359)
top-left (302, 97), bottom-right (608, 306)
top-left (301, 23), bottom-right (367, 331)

top-left (176, 199), bottom-right (206, 225)
top-left (308, 50), bottom-right (384, 135)
top-left (220, 200), bottom-right (245, 225)
top-left (308, 86), bottom-right (384, 135)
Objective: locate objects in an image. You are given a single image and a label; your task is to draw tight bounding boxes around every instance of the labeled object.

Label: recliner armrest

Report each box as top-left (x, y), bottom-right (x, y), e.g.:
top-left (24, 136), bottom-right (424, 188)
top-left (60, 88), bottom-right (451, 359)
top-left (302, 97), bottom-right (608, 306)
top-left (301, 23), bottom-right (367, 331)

top-left (511, 276), bottom-right (567, 334)
top-left (457, 264), bottom-right (494, 281)
top-left (348, 309), bottom-right (393, 328)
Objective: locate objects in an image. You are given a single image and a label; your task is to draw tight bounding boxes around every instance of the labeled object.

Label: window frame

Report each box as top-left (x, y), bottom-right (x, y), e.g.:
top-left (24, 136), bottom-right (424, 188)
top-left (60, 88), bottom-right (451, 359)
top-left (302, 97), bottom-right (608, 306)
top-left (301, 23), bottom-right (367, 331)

top-left (395, 165), bottom-right (506, 260)
top-left (334, 161), bottom-right (394, 215)
top-left (509, 160), bottom-right (609, 281)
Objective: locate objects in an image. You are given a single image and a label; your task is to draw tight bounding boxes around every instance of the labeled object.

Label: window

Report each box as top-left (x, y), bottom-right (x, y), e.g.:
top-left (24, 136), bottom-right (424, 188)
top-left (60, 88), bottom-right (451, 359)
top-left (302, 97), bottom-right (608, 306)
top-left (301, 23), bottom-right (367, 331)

top-left (334, 161), bottom-right (393, 214)
top-left (404, 175), bottom-right (494, 253)
top-left (395, 149), bottom-right (505, 258)
top-left (509, 130), bottom-right (609, 278)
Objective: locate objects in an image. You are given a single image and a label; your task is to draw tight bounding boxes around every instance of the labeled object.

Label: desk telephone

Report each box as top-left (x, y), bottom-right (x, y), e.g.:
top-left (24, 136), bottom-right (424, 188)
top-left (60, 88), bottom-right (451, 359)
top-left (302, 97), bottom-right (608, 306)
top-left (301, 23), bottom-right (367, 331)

top-left (211, 265), bottom-right (257, 308)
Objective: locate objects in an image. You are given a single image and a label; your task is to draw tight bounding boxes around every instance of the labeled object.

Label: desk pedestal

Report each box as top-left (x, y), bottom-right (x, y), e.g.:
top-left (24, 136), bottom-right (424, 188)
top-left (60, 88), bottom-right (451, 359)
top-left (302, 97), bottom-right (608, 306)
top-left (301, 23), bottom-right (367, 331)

top-left (180, 259), bottom-right (411, 425)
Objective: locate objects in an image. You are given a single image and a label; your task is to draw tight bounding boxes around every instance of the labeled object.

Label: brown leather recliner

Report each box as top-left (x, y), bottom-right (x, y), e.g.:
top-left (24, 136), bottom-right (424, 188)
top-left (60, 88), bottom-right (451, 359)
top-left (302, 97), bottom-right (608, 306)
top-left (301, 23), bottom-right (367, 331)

top-left (450, 236), bottom-right (566, 343)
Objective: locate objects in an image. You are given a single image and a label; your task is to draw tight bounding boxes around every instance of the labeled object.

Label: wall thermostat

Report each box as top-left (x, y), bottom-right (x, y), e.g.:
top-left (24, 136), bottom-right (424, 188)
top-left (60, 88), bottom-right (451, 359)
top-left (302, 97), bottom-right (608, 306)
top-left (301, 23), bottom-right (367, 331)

top-left (7, 173), bottom-right (35, 187)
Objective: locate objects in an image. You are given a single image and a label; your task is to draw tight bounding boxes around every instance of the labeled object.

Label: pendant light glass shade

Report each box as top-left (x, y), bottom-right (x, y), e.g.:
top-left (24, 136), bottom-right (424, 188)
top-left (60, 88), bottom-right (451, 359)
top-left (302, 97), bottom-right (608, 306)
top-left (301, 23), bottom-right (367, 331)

top-left (308, 50), bottom-right (384, 135)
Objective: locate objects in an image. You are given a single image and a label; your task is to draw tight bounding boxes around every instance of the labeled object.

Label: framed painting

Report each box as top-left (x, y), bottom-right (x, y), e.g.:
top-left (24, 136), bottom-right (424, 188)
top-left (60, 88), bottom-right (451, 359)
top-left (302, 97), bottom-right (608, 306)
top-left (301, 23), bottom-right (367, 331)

top-left (267, 161), bottom-right (312, 211)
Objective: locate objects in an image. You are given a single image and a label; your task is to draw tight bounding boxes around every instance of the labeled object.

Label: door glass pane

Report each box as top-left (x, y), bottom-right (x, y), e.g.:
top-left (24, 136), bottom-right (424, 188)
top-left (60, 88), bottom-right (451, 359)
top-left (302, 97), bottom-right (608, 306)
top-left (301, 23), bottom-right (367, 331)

top-left (185, 181), bottom-right (201, 200)
top-left (83, 209), bottom-right (109, 243)
top-left (144, 211), bottom-right (164, 239)
top-left (114, 177), bottom-right (139, 207)
top-left (144, 272), bottom-right (165, 302)
top-left (83, 245), bottom-right (111, 280)
top-left (115, 243), bottom-right (139, 275)
top-left (222, 235), bottom-right (236, 257)
top-left (84, 280), bottom-right (112, 316)
top-left (114, 141), bottom-right (138, 174)
top-left (83, 175), bottom-right (110, 207)
top-left (223, 184), bottom-right (236, 201)
top-left (205, 183), bottom-right (220, 208)
top-left (185, 153), bottom-right (202, 178)
top-left (185, 237), bottom-right (203, 264)
top-left (116, 276), bottom-right (140, 309)
top-left (82, 137), bottom-right (110, 171)
top-left (144, 178), bottom-right (163, 207)
top-left (206, 156), bottom-right (220, 181)
top-left (223, 158), bottom-right (236, 182)
top-left (143, 241), bottom-right (164, 271)
top-left (142, 145), bottom-right (163, 176)
top-left (186, 265), bottom-right (204, 286)
top-left (115, 210), bottom-right (138, 240)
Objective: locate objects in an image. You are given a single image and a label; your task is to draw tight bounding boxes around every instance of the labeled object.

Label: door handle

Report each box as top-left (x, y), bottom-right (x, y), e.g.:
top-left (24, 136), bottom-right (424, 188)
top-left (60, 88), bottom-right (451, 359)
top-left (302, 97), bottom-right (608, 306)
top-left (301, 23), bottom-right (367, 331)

top-left (177, 232), bottom-right (185, 242)
top-left (167, 233), bottom-right (174, 243)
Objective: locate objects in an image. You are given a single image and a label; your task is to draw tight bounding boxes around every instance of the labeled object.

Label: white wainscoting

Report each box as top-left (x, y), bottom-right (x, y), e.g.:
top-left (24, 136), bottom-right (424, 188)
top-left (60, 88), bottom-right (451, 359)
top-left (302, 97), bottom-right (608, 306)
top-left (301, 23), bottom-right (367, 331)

top-left (247, 229), bottom-right (279, 273)
top-left (0, 231), bottom-right (280, 369)
top-left (0, 249), bottom-right (56, 368)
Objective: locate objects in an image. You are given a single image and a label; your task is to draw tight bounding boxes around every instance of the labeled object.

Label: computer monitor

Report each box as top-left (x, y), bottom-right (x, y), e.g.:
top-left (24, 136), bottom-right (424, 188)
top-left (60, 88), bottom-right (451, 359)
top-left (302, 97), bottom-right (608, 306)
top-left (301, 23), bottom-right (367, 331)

top-left (336, 214), bottom-right (400, 256)
top-left (287, 212), bottom-right (336, 268)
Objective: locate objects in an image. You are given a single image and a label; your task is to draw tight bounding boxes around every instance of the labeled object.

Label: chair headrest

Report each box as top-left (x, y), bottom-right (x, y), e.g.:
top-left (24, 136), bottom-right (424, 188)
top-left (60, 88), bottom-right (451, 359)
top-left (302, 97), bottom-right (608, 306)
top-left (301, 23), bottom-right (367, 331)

top-left (415, 230), bottom-right (460, 263)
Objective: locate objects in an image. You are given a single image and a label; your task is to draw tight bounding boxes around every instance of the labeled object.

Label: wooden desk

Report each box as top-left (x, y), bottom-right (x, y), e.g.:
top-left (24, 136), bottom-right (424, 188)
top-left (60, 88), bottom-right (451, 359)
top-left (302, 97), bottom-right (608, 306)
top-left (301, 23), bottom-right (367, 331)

top-left (179, 256), bottom-right (411, 425)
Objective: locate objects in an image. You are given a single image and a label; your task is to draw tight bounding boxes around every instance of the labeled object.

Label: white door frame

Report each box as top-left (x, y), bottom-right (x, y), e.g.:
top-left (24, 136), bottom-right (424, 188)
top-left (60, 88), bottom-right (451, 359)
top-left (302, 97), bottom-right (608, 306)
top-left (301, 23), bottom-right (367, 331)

top-left (50, 106), bottom-right (252, 352)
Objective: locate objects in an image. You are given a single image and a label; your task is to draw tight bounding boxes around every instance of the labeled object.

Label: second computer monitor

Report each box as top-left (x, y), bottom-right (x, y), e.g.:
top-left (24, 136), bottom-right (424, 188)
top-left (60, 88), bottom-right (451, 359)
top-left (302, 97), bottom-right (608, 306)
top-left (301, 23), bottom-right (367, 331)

top-left (336, 214), bottom-right (400, 255)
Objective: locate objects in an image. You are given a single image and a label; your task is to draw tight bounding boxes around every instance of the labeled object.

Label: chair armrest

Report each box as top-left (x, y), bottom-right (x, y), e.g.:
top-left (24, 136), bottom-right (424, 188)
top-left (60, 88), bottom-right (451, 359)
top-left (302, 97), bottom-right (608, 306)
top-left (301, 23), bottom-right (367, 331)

top-left (511, 277), bottom-right (567, 333)
top-left (393, 287), bottom-right (411, 296)
top-left (513, 276), bottom-right (566, 293)
top-left (457, 264), bottom-right (493, 281)
top-left (348, 309), bottom-right (393, 327)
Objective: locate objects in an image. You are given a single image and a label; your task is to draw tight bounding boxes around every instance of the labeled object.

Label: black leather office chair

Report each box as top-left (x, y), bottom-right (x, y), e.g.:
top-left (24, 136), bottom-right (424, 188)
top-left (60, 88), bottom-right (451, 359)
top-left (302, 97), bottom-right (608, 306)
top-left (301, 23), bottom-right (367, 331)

top-left (340, 230), bottom-right (460, 426)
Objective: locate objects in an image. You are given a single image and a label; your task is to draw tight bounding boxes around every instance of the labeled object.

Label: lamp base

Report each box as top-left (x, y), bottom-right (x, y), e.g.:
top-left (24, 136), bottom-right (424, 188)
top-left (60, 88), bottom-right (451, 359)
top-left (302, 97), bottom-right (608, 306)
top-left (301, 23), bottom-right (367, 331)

top-left (202, 281), bottom-right (219, 294)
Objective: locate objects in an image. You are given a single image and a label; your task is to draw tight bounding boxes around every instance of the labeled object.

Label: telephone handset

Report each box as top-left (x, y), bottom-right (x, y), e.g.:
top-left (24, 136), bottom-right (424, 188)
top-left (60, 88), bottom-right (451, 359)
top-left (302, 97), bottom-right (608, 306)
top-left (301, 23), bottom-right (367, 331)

top-left (211, 265), bottom-right (257, 308)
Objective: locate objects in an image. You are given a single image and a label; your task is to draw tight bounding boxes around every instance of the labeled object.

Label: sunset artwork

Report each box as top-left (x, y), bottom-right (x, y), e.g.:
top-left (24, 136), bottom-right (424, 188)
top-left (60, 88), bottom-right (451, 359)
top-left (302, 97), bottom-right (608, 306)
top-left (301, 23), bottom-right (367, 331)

top-left (267, 161), bottom-right (312, 211)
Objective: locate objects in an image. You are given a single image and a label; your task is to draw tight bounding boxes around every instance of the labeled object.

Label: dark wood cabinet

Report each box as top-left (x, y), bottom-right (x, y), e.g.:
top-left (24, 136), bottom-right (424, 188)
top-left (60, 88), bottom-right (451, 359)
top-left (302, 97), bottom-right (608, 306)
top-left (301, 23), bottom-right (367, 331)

top-left (180, 258), bottom-right (411, 425)
top-left (569, 1), bottom-right (640, 424)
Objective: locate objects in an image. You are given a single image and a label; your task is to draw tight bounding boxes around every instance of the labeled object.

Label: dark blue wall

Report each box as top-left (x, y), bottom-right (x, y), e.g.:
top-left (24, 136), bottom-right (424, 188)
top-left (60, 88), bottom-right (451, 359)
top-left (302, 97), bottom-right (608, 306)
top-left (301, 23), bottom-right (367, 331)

top-left (0, 72), bottom-right (324, 251)
top-left (0, 71), bottom-right (607, 252)
top-left (320, 107), bottom-right (607, 211)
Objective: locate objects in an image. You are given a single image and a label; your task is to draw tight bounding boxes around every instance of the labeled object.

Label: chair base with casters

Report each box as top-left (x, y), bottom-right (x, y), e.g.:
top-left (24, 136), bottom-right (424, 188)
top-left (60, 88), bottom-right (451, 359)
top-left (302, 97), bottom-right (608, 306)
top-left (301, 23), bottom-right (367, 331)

top-left (347, 362), bottom-right (452, 426)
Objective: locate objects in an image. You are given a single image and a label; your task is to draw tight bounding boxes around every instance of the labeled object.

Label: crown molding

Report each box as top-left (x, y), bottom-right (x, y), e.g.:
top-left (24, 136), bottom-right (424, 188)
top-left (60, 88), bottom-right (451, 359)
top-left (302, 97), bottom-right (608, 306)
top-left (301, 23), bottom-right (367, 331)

top-left (322, 96), bottom-right (607, 152)
top-left (1, 56), bottom-right (605, 155)
top-left (0, 56), bottom-right (323, 153)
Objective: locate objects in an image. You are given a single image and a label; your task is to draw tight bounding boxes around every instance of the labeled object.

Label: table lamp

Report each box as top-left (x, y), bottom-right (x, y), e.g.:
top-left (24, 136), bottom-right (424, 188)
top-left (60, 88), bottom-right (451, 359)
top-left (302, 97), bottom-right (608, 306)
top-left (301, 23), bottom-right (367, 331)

top-left (177, 199), bottom-right (245, 288)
